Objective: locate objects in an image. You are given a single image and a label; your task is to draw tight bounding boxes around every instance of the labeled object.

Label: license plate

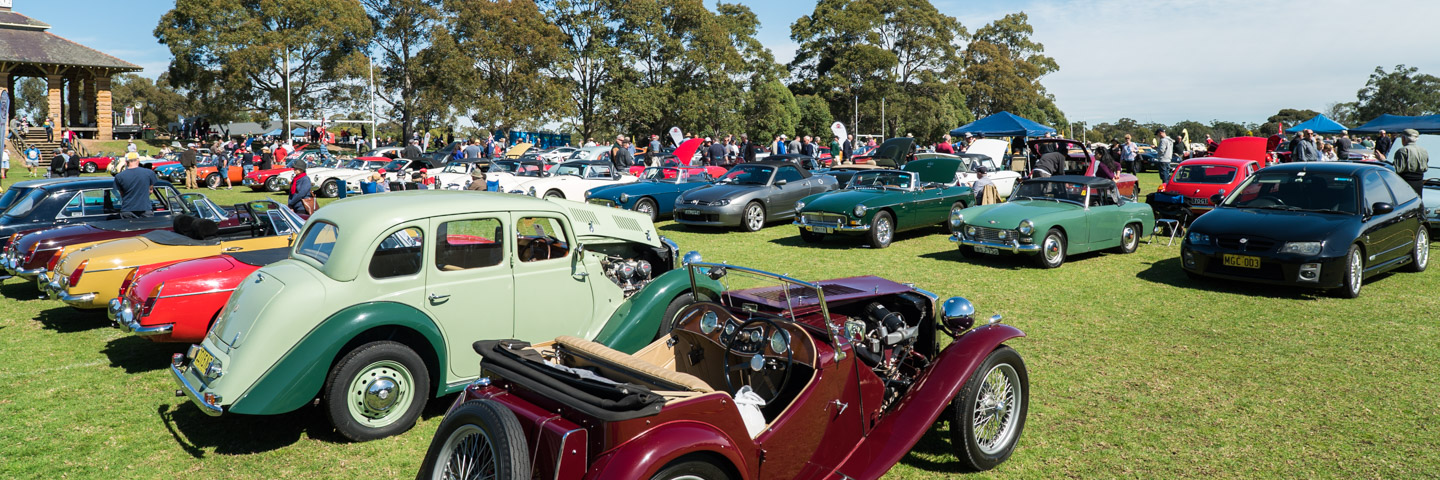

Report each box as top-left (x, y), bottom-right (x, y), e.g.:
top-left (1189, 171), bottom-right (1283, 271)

top-left (1188, 197), bottom-right (1209, 205)
top-left (1222, 254), bottom-right (1261, 269)
top-left (192, 347), bottom-right (215, 372)
top-left (809, 226), bottom-right (833, 234)
top-left (683, 209), bottom-right (701, 215)
top-left (975, 246), bottom-right (1001, 255)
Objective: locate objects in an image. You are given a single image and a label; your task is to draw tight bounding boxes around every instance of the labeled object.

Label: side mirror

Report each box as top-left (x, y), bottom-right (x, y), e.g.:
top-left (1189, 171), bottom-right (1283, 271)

top-left (1210, 194), bottom-right (1225, 205)
top-left (574, 243), bottom-right (585, 255)
top-left (1371, 202), bottom-right (1394, 215)
top-left (775, 179), bottom-right (787, 186)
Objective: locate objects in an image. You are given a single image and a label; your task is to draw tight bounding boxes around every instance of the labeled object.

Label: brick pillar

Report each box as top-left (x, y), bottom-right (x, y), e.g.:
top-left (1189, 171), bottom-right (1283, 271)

top-left (3, 72), bottom-right (13, 122)
top-left (83, 73), bottom-right (96, 126)
top-left (46, 73), bottom-right (61, 128)
top-left (67, 75), bottom-right (81, 128)
top-left (95, 76), bottom-right (112, 140)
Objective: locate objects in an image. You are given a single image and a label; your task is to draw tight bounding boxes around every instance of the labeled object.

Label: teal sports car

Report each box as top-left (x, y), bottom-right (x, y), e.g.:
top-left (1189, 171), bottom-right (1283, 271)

top-left (585, 166), bottom-right (715, 220)
top-left (793, 156), bottom-right (974, 248)
top-left (950, 175), bottom-right (1154, 268)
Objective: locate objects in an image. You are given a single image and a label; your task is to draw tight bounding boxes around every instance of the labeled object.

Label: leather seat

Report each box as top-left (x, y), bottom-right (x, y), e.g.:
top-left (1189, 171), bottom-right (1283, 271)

top-left (554, 335), bottom-right (713, 393)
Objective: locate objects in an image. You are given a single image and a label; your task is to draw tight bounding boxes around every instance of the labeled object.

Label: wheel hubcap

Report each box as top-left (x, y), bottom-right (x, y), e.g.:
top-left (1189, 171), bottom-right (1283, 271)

top-left (1123, 226), bottom-right (1136, 248)
top-left (438, 424), bottom-right (497, 480)
top-left (638, 202), bottom-right (653, 215)
top-left (748, 206), bottom-right (762, 229)
top-left (1349, 250), bottom-right (1362, 292)
top-left (1044, 237), bottom-right (1062, 263)
top-left (347, 360), bottom-right (413, 427)
top-left (1418, 230), bottom-right (1429, 268)
top-left (876, 217), bottom-right (892, 244)
top-left (973, 363), bottom-right (1021, 455)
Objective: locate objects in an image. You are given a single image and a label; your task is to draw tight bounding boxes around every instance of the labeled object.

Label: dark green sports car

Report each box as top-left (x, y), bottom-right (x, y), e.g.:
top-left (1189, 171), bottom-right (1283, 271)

top-left (793, 156), bottom-right (974, 248)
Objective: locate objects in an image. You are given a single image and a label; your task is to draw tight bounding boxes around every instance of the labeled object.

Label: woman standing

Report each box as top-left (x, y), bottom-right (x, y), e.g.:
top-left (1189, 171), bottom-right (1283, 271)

top-left (288, 163), bottom-right (315, 214)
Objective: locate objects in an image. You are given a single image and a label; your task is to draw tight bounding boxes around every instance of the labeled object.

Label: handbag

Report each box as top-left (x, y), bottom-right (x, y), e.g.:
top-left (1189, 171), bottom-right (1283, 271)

top-left (301, 195), bottom-right (318, 215)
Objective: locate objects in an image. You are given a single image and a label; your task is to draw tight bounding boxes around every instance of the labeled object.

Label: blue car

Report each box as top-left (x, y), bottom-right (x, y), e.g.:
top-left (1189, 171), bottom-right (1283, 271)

top-left (585, 166), bottom-right (716, 220)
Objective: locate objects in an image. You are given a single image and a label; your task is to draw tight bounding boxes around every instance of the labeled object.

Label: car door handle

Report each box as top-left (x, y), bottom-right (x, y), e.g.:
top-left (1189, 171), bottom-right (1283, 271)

top-left (428, 293), bottom-right (450, 302)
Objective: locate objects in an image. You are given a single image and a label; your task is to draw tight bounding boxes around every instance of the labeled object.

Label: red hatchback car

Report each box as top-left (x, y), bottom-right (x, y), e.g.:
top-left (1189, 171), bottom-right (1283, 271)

top-left (418, 261), bottom-right (1029, 479)
top-left (1154, 136), bottom-right (1268, 216)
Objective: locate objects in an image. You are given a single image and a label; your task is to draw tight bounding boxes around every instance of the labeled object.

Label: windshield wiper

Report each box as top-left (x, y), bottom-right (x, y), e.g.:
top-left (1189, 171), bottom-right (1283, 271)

top-left (1300, 208), bottom-right (1352, 215)
top-left (1243, 204), bottom-right (1301, 211)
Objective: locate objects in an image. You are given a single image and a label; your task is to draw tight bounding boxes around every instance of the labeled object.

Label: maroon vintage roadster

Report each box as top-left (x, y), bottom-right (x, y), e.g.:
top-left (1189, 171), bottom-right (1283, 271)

top-left (417, 260), bottom-right (1029, 479)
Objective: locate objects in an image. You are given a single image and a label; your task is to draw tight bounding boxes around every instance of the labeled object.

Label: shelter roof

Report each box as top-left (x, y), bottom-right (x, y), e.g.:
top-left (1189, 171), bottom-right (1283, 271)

top-left (0, 10), bottom-right (141, 72)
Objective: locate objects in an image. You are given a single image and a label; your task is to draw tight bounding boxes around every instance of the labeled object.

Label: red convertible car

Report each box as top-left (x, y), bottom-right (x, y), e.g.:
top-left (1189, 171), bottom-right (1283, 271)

top-left (418, 261), bottom-right (1029, 479)
top-left (110, 248), bottom-right (288, 342)
top-left (628, 138), bottom-right (727, 178)
top-left (78, 155), bottom-right (116, 174)
top-left (1147, 136), bottom-right (1268, 224)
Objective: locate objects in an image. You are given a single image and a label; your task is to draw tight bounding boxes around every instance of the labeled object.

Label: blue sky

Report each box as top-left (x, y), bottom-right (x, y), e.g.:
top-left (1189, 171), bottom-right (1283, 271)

top-left (19, 0), bottom-right (1440, 127)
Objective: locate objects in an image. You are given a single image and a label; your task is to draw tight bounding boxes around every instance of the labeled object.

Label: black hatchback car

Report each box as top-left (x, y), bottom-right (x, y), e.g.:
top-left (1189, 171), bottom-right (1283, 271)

top-left (0, 177), bottom-right (191, 249)
top-left (1181, 162), bottom-right (1428, 298)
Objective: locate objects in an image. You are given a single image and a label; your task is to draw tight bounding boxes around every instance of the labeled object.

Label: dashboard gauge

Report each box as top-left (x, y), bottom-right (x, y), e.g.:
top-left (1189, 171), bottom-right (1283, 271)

top-left (770, 330), bottom-right (789, 354)
top-left (699, 311), bottom-right (718, 334)
top-left (748, 329), bottom-right (762, 343)
top-left (724, 322), bottom-right (736, 336)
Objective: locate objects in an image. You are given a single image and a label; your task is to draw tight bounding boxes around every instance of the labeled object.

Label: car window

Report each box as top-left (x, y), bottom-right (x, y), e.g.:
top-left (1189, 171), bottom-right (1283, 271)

top-left (370, 226), bottom-right (425, 279)
top-left (516, 216), bottom-right (569, 262)
top-left (60, 189), bottom-right (116, 218)
top-left (0, 186), bottom-right (30, 213)
top-left (1362, 171), bottom-right (1393, 206)
top-left (436, 218), bottom-right (504, 271)
top-left (3, 188), bottom-right (48, 218)
top-left (587, 164), bottom-right (613, 178)
top-left (1380, 169), bottom-right (1419, 205)
top-left (776, 165), bottom-right (804, 183)
top-left (297, 221), bottom-right (340, 265)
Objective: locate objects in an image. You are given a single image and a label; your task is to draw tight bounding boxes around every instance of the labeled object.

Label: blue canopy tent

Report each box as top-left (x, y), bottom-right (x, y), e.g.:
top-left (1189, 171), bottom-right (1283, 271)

top-left (1284, 114), bottom-right (1348, 134)
top-left (1349, 114), bottom-right (1440, 135)
top-left (264, 127), bottom-right (311, 137)
top-left (950, 111), bottom-right (1057, 138)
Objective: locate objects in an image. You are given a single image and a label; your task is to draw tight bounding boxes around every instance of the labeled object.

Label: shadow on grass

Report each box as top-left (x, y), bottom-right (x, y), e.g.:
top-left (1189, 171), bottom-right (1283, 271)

top-left (657, 222), bottom-right (731, 235)
top-left (0, 279), bottom-right (46, 301)
top-left (1134, 257), bottom-right (1329, 299)
top-left (897, 421), bottom-right (968, 474)
top-left (102, 336), bottom-right (187, 373)
top-left (35, 306), bottom-right (111, 333)
top-left (161, 391), bottom-right (461, 456)
top-left (768, 226), bottom-right (946, 250)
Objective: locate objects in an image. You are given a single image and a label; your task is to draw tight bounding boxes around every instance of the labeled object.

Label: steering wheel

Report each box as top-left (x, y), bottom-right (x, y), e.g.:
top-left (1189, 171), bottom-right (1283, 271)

top-left (720, 317), bottom-right (794, 404)
top-left (525, 236), bottom-right (553, 261)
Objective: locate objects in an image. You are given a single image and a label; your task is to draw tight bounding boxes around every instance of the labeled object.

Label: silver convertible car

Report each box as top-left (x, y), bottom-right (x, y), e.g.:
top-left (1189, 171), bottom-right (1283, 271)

top-left (674, 161), bottom-right (839, 231)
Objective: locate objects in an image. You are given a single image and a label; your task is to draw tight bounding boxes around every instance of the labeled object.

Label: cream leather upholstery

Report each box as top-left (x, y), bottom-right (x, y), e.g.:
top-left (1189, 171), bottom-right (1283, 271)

top-left (554, 335), bottom-right (714, 393)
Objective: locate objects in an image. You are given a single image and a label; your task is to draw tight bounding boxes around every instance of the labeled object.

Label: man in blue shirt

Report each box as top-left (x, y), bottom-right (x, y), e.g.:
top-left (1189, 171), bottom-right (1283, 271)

top-left (113, 156), bottom-right (159, 217)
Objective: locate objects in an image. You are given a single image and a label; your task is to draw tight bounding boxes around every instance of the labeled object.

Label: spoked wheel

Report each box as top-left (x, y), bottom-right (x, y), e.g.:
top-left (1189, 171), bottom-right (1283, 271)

top-left (1117, 223), bottom-right (1139, 253)
top-left (323, 341), bottom-right (430, 442)
top-left (265, 176), bottom-right (282, 192)
top-left (741, 202), bottom-right (765, 232)
top-left (869, 211), bottom-right (894, 248)
top-left (1032, 228), bottom-right (1066, 268)
top-left (321, 179), bottom-right (339, 198)
top-left (950, 346), bottom-right (1028, 472)
top-left (83, 162), bottom-right (97, 173)
top-left (1405, 226), bottom-right (1429, 272)
top-left (206, 174), bottom-right (220, 189)
top-left (1335, 245), bottom-right (1364, 298)
top-left (417, 400), bottom-right (529, 480)
top-left (634, 198), bottom-right (658, 221)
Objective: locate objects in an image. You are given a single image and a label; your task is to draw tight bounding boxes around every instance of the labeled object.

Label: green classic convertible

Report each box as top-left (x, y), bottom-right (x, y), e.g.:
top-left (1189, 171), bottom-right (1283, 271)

top-left (950, 175), bottom-right (1154, 268)
top-left (171, 191), bottom-right (714, 442)
top-left (793, 157), bottom-right (975, 248)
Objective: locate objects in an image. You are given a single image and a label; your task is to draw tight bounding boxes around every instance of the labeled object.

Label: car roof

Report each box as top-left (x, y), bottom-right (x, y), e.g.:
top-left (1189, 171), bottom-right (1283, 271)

top-left (1028, 175), bottom-right (1116, 187)
top-left (1176, 158), bottom-right (1256, 167)
top-left (560, 159), bottom-right (613, 167)
top-left (8, 177), bottom-right (96, 189)
top-left (1261, 161), bottom-right (1376, 175)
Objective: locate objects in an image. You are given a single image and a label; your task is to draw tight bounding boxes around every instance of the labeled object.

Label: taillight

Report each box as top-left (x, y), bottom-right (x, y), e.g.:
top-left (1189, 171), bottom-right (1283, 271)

top-left (68, 260), bottom-right (88, 287)
top-left (141, 282), bottom-right (163, 317)
top-left (23, 242), bottom-right (39, 264)
top-left (119, 270), bottom-right (138, 297)
top-left (46, 252), bottom-right (62, 271)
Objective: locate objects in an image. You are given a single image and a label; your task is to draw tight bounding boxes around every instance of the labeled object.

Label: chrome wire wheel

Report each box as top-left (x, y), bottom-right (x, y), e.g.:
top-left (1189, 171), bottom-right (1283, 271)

top-left (635, 198), bottom-right (656, 220)
top-left (972, 363), bottom-right (1022, 455)
top-left (346, 359), bottom-right (414, 428)
top-left (875, 215), bottom-right (892, 245)
top-left (436, 424), bottom-right (498, 480)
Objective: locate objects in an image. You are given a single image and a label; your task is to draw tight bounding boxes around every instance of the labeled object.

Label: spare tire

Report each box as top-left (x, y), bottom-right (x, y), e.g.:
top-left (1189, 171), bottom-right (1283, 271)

top-left (417, 399), bottom-right (529, 480)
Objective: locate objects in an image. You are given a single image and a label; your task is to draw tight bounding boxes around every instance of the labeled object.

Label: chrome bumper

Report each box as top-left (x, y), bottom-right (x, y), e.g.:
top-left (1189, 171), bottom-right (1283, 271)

top-left (13, 266), bottom-right (44, 278)
top-left (949, 234), bottom-right (1042, 253)
top-left (60, 291), bottom-right (97, 306)
top-left (110, 298), bottom-right (173, 336)
top-left (170, 362), bottom-right (224, 416)
top-left (793, 218), bottom-right (871, 232)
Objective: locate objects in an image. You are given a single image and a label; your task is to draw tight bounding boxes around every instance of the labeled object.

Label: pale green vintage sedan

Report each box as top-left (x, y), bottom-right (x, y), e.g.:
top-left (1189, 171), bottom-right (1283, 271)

top-left (171, 191), bottom-right (707, 441)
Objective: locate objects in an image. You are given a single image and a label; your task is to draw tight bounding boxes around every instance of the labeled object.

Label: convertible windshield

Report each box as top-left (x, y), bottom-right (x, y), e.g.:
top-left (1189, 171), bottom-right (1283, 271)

top-left (849, 171), bottom-right (914, 190)
top-left (552, 164), bottom-right (584, 177)
top-left (688, 262), bottom-right (830, 336)
top-left (1224, 171), bottom-right (1358, 214)
top-left (1011, 181), bottom-right (1088, 204)
top-left (383, 159), bottom-right (411, 172)
top-left (440, 162), bottom-right (470, 174)
top-left (1172, 164), bottom-right (1237, 184)
top-left (2, 188), bottom-right (47, 218)
top-left (639, 167), bottom-right (685, 183)
top-left (719, 165), bottom-right (773, 185)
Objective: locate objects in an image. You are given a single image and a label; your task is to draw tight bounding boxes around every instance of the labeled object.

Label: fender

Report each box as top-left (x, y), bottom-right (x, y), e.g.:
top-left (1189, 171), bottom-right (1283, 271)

top-left (591, 268), bottom-right (723, 354)
top-left (836, 324), bottom-right (1025, 479)
top-left (585, 421), bottom-right (753, 480)
top-left (229, 302), bottom-right (447, 415)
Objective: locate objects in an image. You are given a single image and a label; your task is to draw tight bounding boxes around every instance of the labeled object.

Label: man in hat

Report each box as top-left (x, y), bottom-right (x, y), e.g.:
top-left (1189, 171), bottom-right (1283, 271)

top-left (181, 143), bottom-right (199, 189)
top-left (1392, 129), bottom-right (1429, 195)
top-left (113, 154), bottom-right (159, 217)
top-left (972, 166), bottom-right (1001, 205)
top-left (467, 167), bottom-right (488, 191)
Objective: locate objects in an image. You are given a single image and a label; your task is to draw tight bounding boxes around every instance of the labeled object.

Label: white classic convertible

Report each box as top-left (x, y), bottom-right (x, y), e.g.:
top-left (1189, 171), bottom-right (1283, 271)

top-left (509, 160), bottom-right (636, 201)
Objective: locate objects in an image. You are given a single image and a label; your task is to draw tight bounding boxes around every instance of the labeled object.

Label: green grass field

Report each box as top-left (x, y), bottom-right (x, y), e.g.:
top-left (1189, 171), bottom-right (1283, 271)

top-left (2, 175), bottom-right (1438, 478)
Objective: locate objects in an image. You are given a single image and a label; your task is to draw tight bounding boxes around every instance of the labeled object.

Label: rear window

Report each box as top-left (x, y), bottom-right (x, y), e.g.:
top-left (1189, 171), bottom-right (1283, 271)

top-left (296, 222), bottom-right (340, 265)
top-left (3, 188), bottom-right (49, 218)
top-left (0, 187), bottom-right (33, 213)
top-left (1172, 165), bottom-right (1238, 184)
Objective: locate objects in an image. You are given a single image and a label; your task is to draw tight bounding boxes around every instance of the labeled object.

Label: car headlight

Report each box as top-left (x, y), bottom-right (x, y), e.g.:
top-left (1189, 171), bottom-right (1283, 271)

top-left (966, 225), bottom-right (976, 236)
top-left (619, 193), bottom-right (630, 203)
top-left (853, 205), bottom-right (867, 217)
top-left (1018, 219), bottom-right (1034, 236)
top-left (950, 211), bottom-right (964, 228)
top-left (795, 200), bottom-right (805, 212)
top-left (1279, 241), bottom-right (1323, 256)
top-left (1187, 232), bottom-right (1211, 245)
top-left (712, 199), bottom-right (730, 206)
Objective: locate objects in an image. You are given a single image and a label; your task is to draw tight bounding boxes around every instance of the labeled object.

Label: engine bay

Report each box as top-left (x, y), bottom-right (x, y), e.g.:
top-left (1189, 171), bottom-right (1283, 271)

top-left (830, 292), bottom-right (936, 411)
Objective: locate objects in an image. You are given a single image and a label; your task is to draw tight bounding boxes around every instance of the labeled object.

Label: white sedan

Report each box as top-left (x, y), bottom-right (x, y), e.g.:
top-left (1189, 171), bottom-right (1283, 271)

top-left (509, 160), bottom-right (635, 201)
top-left (957, 139), bottom-right (1021, 198)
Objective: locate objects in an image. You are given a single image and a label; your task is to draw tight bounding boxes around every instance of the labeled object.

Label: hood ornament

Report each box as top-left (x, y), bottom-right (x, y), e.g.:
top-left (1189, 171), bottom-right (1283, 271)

top-left (1239, 238), bottom-right (1248, 244)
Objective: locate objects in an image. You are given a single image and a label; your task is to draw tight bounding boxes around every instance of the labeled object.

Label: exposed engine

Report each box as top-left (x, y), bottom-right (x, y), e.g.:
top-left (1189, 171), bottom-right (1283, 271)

top-left (841, 293), bottom-right (932, 411)
top-left (601, 256), bottom-right (654, 296)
